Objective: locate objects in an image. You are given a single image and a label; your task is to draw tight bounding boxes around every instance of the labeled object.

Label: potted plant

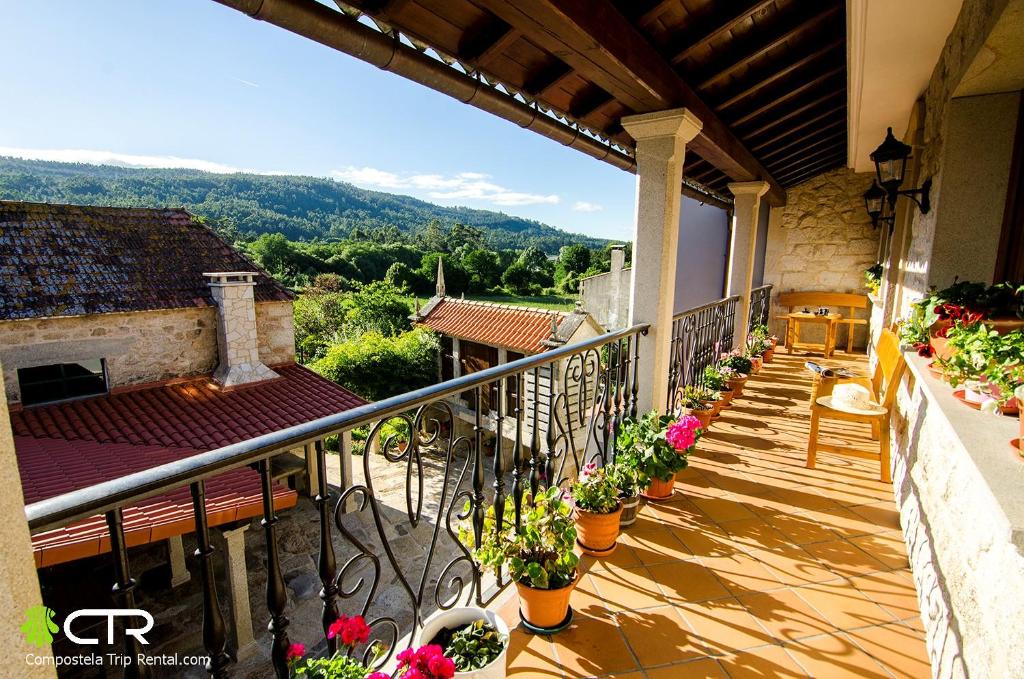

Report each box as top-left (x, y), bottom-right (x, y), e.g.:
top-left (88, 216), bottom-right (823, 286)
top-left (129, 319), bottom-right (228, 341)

top-left (419, 609), bottom-right (509, 679)
top-left (395, 644), bottom-right (457, 679)
top-left (719, 354), bottom-right (751, 396)
top-left (936, 322), bottom-right (1022, 413)
top-left (606, 461), bottom-right (642, 528)
top-left (679, 384), bottom-right (715, 428)
top-left (904, 280), bottom-right (1024, 360)
top-left (748, 324), bottom-right (775, 363)
top-left (864, 263), bottom-right (883, 300)
top-left (703, 365), bottom-right (734, 408)
top-left (286, 615), bottom-right (388, 679)
top-left (570, 463), bottom-right (622, 556)
top-left (616, 411), bottom-right (701, 501)
top-left (466, 486), bottom-right (579, 630)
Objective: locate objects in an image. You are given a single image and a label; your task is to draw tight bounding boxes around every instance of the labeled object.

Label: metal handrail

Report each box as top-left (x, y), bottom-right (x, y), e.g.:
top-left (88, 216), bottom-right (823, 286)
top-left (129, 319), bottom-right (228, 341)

top-left (26, 322), bottom-right (649, 533)
top-left (673, 294), bottom-right (741, 320)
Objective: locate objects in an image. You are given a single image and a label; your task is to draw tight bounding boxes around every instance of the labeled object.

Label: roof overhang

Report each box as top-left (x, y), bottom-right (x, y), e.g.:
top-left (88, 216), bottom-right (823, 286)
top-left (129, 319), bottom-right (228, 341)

top-left (847, 0), bottom-right (964, 172)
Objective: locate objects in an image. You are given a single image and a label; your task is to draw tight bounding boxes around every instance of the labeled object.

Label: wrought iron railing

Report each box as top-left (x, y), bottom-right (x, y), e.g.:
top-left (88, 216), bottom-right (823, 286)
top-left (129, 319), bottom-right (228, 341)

top-left (748, 284), bottom-right (773, 331)
top-left (667, 295), bottom-right (740, 411)
top-left (25, 323), bottom-right (648, 679)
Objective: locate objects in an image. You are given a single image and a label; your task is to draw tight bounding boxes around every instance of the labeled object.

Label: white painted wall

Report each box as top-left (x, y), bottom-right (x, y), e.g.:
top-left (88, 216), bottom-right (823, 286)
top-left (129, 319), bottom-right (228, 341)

top-left (674, 196), bottom-right (730, 312)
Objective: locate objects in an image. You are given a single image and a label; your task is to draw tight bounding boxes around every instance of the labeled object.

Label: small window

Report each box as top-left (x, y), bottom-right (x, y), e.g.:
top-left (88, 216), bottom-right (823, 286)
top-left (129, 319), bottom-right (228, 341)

top-left (18, 359), bottom-right (108, 406)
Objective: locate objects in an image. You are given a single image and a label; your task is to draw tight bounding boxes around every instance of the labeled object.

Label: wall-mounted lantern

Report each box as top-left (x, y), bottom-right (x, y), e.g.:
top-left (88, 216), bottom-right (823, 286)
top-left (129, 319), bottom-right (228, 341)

top-left (863, 181), bottom-right (888, 229)
top-left (869, 127), bottom-right (932, 216)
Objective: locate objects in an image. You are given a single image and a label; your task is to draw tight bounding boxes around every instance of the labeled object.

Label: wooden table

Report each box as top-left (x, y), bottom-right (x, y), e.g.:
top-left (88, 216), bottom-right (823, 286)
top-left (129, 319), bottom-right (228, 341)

top-left (785, 311), bottom-right (842, 357)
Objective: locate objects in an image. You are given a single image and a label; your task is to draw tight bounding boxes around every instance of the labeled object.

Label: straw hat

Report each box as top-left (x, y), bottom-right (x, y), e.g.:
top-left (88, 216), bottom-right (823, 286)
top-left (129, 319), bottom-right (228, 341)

top-left (816, 383), bottom-right (885, 415)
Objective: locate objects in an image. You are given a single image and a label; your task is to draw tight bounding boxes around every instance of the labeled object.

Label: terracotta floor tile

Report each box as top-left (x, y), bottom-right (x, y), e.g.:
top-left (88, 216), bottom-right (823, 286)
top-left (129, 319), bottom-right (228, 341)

top-left (848, 501), bottom-right (903, 531)
top-left (717, 516), bottom-right (791, 550)
top-left (848, 569), bottom-right (921, 621)
top-left (797, 505), bottom-right (883, 538)
top-left (507, 628), bottom-right (563, 677)
top-left (617, 605), bottom-right (707, 666)
top-left (571, 573), bottom-right (614, 619)
top-left (648, 559), bottom-right (732, 604)
top-left (745, 546), bottom-right (840, 588)
top-left (785, 633), bottom-right (892, 678)
top-left (549, 613), bottom-right (639, 678)
top-left (848, 532), bottom-right (910, 570)
top-left (761, 510), bottom-right (840, 546)
top-left (793, 581), bottom-right (898, 630)
top-left (802, 539), bottom-right (889, 577)
top-left (844, 623), bottom-right (931, 678)
top-left (589, 566), bottom-right (667, 611)
top-left (718, 645), bottom-right (808, 678)
top-left (698, 553), bottom-right (785, 597)
top-left (646, 657), bottom-right (729, 678)
top-left (620, 526), bottom-right (693, 565)
top-left (736, 588), bottom-right (835, 642)
top-left (581, 543), bottom-right (644, 573)
top-left (671, 521), bottom-right (743, 558)
top-left (678, 599), bottom-right (776, 655)
top-left (690, 496), bottom-right (760, 523)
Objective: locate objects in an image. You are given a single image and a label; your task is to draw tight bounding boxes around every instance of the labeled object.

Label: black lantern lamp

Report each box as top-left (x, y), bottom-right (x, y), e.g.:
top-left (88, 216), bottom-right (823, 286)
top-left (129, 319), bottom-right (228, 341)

top-left (869, 127), bottom-right (931, 214)
top-left (863, 181), bottom-right (887, 228)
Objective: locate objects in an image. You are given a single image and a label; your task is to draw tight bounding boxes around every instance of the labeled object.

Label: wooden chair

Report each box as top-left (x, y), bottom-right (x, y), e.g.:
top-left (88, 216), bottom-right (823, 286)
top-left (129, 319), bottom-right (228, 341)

top-left (777, 291), bottom-right (870, 353)
top-left (806, 329), bottom-right (906, 482)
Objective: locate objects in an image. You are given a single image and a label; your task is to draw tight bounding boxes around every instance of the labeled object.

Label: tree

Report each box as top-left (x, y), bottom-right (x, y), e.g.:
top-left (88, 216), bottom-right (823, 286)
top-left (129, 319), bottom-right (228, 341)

top-left (344, 281), bottom-right (412, 337)
top-left (419, 252), bottom-right (469, 294)
top-left (555, 243), bottom-right (592, 293)
top-left (518, 246), bottom-right (549, 272)
top-left (418, 219), bottom-right (449, 253)
top-left (384, 262), bottom-right (427, 293)
top-left (502, 260), bottom-right (535, 295)
top-left (248, 233), bottom-right (296, 275)
top-left (461, 248), bottom-right (502, 292)
top-left (311, 327), bottom-right (440, 401)
top-left (450, 222), bottom-right (486, 250)
top-left (293, 291), bottom-right (349, 361)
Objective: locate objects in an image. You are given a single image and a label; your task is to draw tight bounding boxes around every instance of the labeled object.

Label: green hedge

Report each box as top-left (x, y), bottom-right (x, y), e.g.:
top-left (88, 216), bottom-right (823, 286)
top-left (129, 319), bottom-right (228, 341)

top-left (311, 327), bottom-right (439, 401)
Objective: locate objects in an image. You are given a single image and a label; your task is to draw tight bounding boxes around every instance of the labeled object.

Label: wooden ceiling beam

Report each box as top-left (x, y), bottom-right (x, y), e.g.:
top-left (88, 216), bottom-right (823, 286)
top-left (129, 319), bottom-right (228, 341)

top-left (471, 0), bottom-right (786, 205)
top-left (749, 104), bottom-right (846, 152)
top-left (776, 153), bottom-right (846, 185)
top-left (768, 140), bottom-right (847, 177)
top-left (571, 89), bottom-right (616, 119)
top-left (670, 0), bottom-right (776, 65)
top-left (743, 90), bottom-right (845, 140)
top-left (759, 120), bottom-right (846, 161)
top-left (698, 4), bottom-right (842, 91)
top-left (636, 0), bottom-right (679, 26)
top-left (524, 62), bottom-right (575, 97)
top-left (715, 38), bottom-right (843, 111)
top-left (730, 67), bottom-right (845, 128)
top-left (465, 25), bottom-right (521, 66)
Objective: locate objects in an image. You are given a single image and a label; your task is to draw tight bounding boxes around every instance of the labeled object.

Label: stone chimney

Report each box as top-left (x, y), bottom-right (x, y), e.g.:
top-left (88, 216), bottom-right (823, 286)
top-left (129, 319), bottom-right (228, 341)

top-left (610, 245), bottom-right (625, 274)
top-left (204, 272), bottom-right (279, 388)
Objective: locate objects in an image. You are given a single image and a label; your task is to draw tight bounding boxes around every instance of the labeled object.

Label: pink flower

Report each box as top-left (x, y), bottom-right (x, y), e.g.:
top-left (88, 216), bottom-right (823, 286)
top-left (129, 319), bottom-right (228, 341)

top-left (400, 669), bottom-right (427, 679)
top-left (397, 647), bottom-right (416, 667)
top-left (427, 654), bottom-right (456, 678)
top-left (368, 674), bottom-right (390, 679)
top-left (285, 643), bottom-right (305, 664)
top-left (666, 415), bottom-right (702, 451)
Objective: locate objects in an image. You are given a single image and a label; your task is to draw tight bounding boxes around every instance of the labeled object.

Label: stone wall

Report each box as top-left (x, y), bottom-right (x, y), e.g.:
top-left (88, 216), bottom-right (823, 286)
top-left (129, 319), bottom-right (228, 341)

top-left (0, 302), bottom-right (295, 403)
top-left (762, 167), bottom-right (880, 347)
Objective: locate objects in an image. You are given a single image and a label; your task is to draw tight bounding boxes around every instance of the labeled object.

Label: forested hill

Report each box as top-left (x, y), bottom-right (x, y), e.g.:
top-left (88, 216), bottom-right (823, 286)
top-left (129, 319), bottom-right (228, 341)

top-left (0, 157), bottom-right (606, 253)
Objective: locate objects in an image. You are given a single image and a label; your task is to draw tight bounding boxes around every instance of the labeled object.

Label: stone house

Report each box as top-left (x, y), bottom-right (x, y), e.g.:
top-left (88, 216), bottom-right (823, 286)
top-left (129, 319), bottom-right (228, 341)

top-left (0, 200), bottom-right (365, 657)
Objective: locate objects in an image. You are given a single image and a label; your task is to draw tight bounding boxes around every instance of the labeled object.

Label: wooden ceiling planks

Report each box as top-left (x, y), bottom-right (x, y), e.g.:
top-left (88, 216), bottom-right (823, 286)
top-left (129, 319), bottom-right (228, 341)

top-left (315, 0), bottom-right (848, 202)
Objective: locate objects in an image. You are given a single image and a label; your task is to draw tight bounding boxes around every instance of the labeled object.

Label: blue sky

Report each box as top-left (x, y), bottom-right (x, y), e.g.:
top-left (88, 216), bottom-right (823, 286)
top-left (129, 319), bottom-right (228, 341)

top-left (0, 0), bottom-right (636, 240)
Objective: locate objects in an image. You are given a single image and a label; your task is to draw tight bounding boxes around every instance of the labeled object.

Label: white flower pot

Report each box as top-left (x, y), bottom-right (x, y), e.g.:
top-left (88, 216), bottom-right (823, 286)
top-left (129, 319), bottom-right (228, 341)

top-left (419, 606), bottom-right (509, 679)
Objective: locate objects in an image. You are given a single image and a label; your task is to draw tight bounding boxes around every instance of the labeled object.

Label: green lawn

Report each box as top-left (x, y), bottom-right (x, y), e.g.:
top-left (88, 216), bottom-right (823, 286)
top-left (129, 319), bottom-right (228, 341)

top-left (402, 293), bottom-right (576, 311)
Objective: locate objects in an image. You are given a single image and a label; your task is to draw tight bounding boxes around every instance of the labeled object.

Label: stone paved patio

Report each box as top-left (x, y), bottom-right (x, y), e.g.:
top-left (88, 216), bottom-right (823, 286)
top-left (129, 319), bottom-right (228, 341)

top-left (496, 351), bottom-right (930, 678)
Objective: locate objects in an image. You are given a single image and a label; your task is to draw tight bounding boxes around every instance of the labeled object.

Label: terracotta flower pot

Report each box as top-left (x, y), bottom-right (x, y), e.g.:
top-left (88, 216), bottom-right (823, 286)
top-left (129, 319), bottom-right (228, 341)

top-left (762, 348), bottom-right (775, 363)
top-left (703, 399), bottom-right (722, 417)
top-left (930, 317), bottom-right (1024, 361)
top-left (516, 575), bottom-right (577, 629)
top-left (717, 389), bottom-right (735, 407)
top-left (769, 337), bottom-right (778, 349)
top-left (726, 375), bottom-right (748, 397)
top-left (750, 356), bottom-right (763, 374)
top-left (685, 405), bottom-right (713, 430)
top-left (642, 476), bottom-right (674, 501)
top-left (619, 495), bottom-right (640, 528)
top-left (574, 502), bottom-right (623, 556)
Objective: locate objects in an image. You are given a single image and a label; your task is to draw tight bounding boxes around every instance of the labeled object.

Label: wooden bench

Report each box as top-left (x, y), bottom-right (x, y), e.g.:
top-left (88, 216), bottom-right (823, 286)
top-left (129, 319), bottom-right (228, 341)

top-left (777, 291), bottom-right (871, 354)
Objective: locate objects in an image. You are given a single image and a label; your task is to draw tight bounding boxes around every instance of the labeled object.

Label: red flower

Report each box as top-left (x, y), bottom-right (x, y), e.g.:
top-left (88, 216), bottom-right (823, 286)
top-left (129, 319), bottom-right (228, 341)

top-left (427, 654), bottom-right (456, 678)
top-left (327, 615), bottom-right (371, 647)
top-left (367, 674), bottom-right (390, 679)
top-left (285, 643), bottom-right (305, 664)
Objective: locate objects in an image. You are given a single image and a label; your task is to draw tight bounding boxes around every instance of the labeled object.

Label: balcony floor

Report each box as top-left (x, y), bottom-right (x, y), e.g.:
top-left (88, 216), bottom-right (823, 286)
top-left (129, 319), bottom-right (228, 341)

top-left (498, 352), bottom-right (929, 678)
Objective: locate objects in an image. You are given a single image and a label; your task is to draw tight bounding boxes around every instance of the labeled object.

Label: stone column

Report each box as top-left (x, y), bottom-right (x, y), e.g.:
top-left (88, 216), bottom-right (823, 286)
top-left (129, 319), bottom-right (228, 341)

top-left (451, 338), bottom-right (462, 378)
top-left (726, 181), bottom-right (770, 350)
top-left (214, 525), bottom-right (256, 660)
top-left (622, 108), bottom-right (703, 415)
top-left (0, 362), bottom-right (56, 677)
top-left (167, 535), bottom-right (191, 587)
top-left (304, 442), bottom-right (319, 499)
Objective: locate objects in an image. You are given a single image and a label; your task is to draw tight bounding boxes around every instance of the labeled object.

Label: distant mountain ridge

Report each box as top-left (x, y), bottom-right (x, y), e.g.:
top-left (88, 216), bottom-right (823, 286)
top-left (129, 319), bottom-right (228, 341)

top-left (0, 157), bottom-right (608, 253)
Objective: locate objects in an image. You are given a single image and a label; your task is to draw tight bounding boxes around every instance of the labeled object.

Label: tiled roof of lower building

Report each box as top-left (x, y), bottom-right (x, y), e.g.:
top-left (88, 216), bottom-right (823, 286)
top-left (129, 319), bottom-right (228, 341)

top-left (13, 363), bottom-right (366, 567)
top-left (0, 200), bottom-right (293, 321)
top-left (415, 298), bottom-right (566, 354)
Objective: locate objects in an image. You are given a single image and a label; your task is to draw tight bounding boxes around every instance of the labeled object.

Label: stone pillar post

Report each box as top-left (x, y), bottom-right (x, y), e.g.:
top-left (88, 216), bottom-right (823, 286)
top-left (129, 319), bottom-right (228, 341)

top-left (0, 362), bottom-right (55, 677)
top-left (622, 108), bottom-right (703, 415)
top-left (168, 535), bottom-right (191, 587)
top-left (451, 338), bottom-right (462, 378)
top-left (726, 181), bottom-right (770, 350)
top-left (608, 246), bottom-right (625, 329)
top-left (214, 525), bottom-right (256, 660)
top-left (304, 442), bottom-right (319, 499)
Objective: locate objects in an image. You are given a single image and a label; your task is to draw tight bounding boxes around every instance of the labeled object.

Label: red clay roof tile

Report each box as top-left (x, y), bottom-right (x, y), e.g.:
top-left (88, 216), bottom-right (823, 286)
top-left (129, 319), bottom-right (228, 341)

top-left (417, 298), bottom-right (565, 354)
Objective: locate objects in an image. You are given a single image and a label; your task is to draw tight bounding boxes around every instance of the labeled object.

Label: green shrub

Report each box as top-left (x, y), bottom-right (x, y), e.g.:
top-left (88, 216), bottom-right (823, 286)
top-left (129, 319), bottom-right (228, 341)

top-left (312, 327), bottom-right (439, 401)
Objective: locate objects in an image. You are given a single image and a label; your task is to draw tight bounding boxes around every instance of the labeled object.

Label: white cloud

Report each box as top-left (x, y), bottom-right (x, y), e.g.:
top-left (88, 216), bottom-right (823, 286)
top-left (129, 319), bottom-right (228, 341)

top-left (573, 201), bottom-right (604, 213)
top-left (331, 166), bottom-right (560, 207)
top-left (0, 146), bottom-right (287, 175)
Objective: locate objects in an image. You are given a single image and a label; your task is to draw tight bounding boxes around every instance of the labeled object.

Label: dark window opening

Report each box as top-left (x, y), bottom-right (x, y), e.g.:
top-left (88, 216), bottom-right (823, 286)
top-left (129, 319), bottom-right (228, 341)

top-left (18, 359), bottom-right (108, 406)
